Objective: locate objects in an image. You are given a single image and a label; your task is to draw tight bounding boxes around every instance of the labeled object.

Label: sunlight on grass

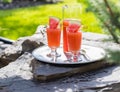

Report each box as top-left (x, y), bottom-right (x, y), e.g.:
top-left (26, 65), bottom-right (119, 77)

top-left (0, 0), bottom-right (103, 39)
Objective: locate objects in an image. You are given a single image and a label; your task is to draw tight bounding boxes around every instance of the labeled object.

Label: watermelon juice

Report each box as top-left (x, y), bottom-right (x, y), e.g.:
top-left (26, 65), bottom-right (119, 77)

top-left (66, 19), bottom-right (82, 62)
top-left (63, 19), bottom-right (69, 52)
top-left (47, 28), bottom-right (61, 49)
top-left (46, 16), bottom-right (61, 57)
top-left (67, 31), bottom-right (82, 53)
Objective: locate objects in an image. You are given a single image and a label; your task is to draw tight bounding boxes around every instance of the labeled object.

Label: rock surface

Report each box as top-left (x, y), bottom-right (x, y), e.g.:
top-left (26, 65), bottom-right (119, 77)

top-left (0, 35), bottom-right (43, 67)
top-left (32, 60), bottom-right (111, 82)
top-left (0, 26), bottom-right (120, 92)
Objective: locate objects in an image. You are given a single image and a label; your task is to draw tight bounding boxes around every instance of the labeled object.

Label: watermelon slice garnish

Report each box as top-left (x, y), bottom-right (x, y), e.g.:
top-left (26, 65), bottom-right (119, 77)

top-left (49, 16), bottom-right (60, 29)
top-left (68, 20), bottom-right (81, 32)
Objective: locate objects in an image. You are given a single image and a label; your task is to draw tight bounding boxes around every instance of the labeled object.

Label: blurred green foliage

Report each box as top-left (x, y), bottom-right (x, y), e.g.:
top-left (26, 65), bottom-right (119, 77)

top-left (107, 50), bottom-right (120, 64)
top-left (78, 0), bottom-right (120, 43)
top-left (1, 0), bottom-right (12, 3)
top-left (0, 0), bottom-right (103, 40)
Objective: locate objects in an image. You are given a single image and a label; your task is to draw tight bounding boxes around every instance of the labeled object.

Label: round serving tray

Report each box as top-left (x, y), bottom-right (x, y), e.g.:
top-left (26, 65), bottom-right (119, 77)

top-left (32, 45), bottom-right (106, 65)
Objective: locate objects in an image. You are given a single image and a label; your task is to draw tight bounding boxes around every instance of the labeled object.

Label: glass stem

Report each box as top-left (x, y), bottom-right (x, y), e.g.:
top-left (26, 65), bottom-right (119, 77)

top-left (47, 48), bottom-right (61, 58)
top-left (50, 48), bottom-right (57, 57)
top-left (73, 53), bottom-right (78, 62)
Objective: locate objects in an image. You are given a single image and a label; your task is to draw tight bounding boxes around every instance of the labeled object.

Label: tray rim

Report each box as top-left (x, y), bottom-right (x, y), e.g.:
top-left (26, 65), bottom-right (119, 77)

top-left (32, 45), bottom-right (106, 65)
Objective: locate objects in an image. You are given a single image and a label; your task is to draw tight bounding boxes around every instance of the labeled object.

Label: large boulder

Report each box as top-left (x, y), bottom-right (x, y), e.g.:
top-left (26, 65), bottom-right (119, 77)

top-left (0, 33), bottom-right (119, 92)
top-left (0, 25), bottom-right (120, 92)
top-left (0, 26), bottom-right (45, 67)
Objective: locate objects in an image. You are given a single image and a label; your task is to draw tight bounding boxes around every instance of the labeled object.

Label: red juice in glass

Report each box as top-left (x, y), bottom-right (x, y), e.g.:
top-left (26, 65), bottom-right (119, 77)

top-left (67, 31), bottom-right (82, 53)
top-left (67, 19), bottom-right (82, 62)
top-left (46, 16), bottom-right (61, 57)
top-left (63, 19), bottom-right (69, 52)
top-left (47, 28), bottom-right (61, 49)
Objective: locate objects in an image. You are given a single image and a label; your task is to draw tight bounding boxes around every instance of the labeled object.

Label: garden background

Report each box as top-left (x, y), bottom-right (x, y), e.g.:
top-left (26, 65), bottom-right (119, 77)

top-left (0, 0), bottom-right (119, 42)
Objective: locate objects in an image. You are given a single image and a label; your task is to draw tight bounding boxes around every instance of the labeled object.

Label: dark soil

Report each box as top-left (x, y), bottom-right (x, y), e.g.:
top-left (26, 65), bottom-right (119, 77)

top-left (0, 0), bottom-right (57, 9)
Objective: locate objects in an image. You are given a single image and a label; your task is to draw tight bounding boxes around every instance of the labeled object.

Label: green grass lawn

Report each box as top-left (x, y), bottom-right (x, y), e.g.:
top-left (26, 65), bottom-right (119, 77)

top-left (0, 0), bottom-right (103, 40)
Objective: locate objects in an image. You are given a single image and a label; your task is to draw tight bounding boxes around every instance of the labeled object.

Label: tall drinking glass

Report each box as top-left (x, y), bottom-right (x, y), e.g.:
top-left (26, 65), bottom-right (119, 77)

top-left (67, 20), bottom-right (82, 62)
top-left (47, 16), bottom-right (61, 57)
top-left (62, 5), bottom-right (82, 60)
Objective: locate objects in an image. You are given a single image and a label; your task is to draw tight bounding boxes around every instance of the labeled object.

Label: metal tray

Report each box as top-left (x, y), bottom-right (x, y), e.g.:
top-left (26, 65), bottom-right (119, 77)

top-left (32, 45), bottom-right (106, 65)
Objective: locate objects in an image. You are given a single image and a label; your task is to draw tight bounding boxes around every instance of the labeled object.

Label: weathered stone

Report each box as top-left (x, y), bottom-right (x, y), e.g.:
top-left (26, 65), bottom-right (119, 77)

top-left (0, 44), bottom-right (12, 49)
top-left (0, 61), bottom-right (120, 92)
top-left (21, 37), bottom-right (44, 53)
top-left (34, 25), bottom-right (47, 44)
top-left (82, 32), bottom-right (109, 41)
top-left (0, 49), bottom-right (2, 54)
top-left (82, 32), bottom-right (120, 51)
top-left (32, 60), bottom-right (112, 82)
top-left (0, 30), bottom-right (120, 92)
top-left (0, 40), bottom-right (22, 67)
top-left (0, 41), bottom-right (3, 53)
top-left (0, 52), bottom-right (33, 85)
top-left (0, 33), bottom-right (44, 67)
top-left (0, 41), bottom-right (4, 45)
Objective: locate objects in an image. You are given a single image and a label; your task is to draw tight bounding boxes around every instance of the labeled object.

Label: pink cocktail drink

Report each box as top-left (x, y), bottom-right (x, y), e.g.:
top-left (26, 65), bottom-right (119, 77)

top-left (47, 28), bottom-right (61, 49)
top-left (67, 20), bottom-right (82, 62)
top-left (67, 31), bottom-right (82, 53)
top-left (47, 16), bottom-right (61, 57)
top-left (63, 19), bottom-right (69, 52)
